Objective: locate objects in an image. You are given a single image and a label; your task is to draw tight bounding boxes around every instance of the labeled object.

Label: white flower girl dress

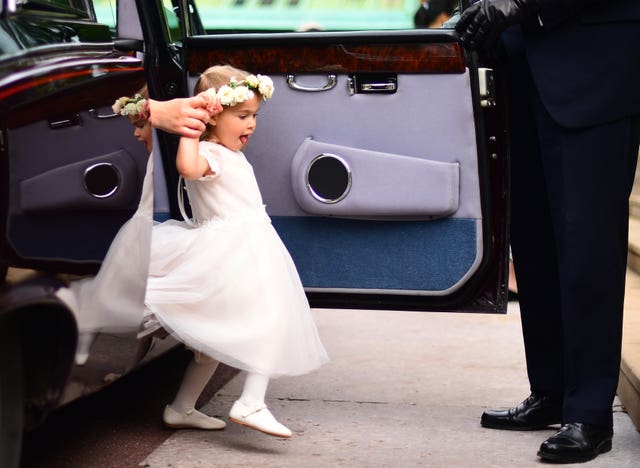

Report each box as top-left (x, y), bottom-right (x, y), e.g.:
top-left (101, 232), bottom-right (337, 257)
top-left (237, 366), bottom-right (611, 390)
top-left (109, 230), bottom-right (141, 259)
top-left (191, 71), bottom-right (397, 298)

top-left (145, 141), bottom-right (328, 377)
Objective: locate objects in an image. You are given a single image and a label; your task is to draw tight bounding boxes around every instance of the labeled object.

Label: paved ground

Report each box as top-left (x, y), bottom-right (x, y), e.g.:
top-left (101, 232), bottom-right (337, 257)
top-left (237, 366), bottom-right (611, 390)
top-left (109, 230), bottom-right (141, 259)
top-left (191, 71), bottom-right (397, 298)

top-left (140, 303), bottom-right (640, 467)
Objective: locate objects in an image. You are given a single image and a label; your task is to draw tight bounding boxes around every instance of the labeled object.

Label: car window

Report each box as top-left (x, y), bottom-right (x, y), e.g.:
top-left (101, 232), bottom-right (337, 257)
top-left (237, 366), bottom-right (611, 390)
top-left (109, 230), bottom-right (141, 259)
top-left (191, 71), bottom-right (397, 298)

top-left (93, 0), bottom-right (181, 42)
top-left (189, 0), bottom-right (456, 33)
top-left (92, 1), bottom-right (458, 44)
top-left (93, 0), bottom-right (116, 28)
top-left (194, 0), bottom-right (413, 32)
top-left (15, 0), bottom-right (91, 17)
top-left (160, 0), bottom-right (183, 42)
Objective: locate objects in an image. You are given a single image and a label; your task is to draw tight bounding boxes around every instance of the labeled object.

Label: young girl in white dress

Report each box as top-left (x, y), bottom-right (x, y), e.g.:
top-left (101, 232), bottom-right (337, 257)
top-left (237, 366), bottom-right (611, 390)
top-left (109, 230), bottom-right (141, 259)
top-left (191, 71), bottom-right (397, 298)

top-left (145, 65), bottom-right (329, 438)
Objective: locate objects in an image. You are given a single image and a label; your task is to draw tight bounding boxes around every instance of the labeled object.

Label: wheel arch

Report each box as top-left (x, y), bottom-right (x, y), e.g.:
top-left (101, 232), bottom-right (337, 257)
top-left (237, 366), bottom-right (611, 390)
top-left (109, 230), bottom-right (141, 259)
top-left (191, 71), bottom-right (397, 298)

top-left (0, 280), bottom-right (78, 429)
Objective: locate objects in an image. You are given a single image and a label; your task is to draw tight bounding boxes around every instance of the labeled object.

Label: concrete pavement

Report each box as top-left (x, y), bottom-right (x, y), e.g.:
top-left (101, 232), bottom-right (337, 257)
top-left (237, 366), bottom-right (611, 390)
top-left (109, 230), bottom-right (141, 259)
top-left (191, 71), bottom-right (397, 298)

top-left (141, 302), bottom-right (640, 467)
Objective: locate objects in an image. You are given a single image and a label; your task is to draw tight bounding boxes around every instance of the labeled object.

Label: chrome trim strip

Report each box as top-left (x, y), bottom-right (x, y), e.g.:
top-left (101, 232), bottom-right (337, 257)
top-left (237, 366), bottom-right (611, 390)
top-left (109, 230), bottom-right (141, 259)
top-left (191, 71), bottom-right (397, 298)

top-left (0, 55), bottom-right (142, 89)
top-left (88, 109), bottom-right (119, 120)
top-left (0, 42), bottom-right (116, 67)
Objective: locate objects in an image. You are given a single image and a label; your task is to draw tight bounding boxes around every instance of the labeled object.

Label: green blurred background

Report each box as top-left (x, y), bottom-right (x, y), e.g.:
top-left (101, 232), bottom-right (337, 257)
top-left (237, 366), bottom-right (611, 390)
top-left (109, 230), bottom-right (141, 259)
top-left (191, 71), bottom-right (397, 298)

top-left (93, 0), bottom-right (418, 32)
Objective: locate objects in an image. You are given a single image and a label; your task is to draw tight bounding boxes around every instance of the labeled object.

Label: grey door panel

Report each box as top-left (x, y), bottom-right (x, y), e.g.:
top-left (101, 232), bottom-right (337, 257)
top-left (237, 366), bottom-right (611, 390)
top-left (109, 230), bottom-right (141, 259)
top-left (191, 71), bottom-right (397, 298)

top-left (6, 108), bottom-right (148, 264)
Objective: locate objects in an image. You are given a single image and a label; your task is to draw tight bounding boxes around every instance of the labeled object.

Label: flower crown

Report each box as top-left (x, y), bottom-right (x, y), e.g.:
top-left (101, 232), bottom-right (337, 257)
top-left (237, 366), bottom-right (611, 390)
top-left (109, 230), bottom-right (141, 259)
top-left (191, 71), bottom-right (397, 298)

top-left (112, 93), bottom-right (149, 119)
top-left (200, 74), bottom-right (274, 113)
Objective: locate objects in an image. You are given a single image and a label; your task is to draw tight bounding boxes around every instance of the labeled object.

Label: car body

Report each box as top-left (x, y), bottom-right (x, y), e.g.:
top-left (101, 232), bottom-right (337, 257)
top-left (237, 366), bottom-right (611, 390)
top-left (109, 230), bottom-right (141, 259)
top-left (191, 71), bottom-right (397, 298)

top-left (0, 0), bottom-right (509, 466)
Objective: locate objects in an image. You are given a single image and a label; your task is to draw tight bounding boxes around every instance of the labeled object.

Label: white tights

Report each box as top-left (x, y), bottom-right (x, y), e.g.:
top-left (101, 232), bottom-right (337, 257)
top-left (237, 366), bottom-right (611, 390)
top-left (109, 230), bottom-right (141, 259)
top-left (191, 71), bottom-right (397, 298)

top-left (171, 352), bottom-right (271, 412)
top-left (170, 352), bottom-right (218, 413)
top-left (238, 371), bottom-right (270, 408)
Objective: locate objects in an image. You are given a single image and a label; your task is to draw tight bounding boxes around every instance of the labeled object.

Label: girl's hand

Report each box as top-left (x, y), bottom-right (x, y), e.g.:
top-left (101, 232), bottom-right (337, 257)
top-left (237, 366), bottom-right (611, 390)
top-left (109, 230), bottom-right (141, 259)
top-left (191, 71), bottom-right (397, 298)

top-left (148, 96), bottom-right (211, 138)
top-left (198, 89), bottom-right (224, 115)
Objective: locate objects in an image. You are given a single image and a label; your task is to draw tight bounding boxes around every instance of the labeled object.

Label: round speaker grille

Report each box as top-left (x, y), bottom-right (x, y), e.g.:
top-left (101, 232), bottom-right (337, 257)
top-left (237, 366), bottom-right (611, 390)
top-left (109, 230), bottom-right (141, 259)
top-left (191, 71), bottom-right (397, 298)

top-left (84, 163), bottom-right (120, 198)
top-left (305, 154), bottom-right (351, 204)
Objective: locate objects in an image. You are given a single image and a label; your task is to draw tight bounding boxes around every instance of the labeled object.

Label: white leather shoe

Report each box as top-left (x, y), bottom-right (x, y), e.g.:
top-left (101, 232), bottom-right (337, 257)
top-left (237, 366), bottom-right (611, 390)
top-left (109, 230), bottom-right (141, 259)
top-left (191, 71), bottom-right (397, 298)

top-left (163, 405), bottom-right (226, 430)
top-left (229, 400), bottom-right (292, 438)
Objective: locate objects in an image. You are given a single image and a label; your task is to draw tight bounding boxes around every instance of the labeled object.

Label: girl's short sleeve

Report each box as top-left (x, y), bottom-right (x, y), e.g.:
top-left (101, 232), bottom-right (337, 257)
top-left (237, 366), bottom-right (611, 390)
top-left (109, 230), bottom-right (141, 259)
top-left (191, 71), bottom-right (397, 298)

top-left (198, 143), bottom-right (223, 181)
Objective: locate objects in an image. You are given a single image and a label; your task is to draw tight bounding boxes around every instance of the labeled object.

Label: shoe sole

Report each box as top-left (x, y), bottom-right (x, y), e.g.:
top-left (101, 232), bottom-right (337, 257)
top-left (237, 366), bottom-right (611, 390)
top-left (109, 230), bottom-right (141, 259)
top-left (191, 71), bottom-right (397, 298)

top-left (164, 421), bottom-right (226, 430)
top-left (480, 421), bottom-right (561, 431)
top-left (230, 417), bottom-right (292, 438)
top-left (537, 439), bottom-right (612, 463)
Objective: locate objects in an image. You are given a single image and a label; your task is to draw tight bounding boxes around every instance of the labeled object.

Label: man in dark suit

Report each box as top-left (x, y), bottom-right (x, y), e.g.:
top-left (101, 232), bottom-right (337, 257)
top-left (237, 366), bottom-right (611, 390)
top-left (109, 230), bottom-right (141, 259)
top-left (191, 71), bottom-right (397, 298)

top-left (456, 0), bottom-right (640, 463)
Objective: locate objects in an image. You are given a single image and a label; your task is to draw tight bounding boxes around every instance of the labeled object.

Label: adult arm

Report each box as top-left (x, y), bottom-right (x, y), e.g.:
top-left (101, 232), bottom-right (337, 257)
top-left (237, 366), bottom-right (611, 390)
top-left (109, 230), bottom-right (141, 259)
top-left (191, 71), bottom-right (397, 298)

top-left (455, 0), bottom-right (608, 50)
top-left (148, 95), bottom-right (211, 139)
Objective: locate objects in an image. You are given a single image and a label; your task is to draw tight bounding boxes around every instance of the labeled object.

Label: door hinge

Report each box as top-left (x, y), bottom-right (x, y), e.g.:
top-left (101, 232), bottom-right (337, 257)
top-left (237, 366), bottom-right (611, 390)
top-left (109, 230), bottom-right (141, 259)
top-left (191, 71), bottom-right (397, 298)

top-left (478, 68), bottom-right (496, 108)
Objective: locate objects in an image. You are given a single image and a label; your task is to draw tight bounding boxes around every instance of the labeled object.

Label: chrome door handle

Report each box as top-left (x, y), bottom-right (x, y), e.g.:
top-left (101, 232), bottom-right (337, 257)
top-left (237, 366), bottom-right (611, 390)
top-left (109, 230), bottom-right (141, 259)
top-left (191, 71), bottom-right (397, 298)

top-left (48, 113), bottom-right (81, 129)
top-left (360, 82), bottom-right (396, 92)
top-left (347, 74), bottom-right (397, 95)
top-left (88, 108), bottom-right (119, 120)
top-left (286, 74), bottom-right (337, 92)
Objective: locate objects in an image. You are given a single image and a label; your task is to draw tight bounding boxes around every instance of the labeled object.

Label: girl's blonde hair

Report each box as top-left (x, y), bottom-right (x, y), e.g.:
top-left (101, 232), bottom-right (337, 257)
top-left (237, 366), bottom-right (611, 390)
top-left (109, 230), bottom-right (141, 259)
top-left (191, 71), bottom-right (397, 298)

top-left (195, 65), bottom-right (251, 140)
top-left (195, 64), bottom-right (250, 94)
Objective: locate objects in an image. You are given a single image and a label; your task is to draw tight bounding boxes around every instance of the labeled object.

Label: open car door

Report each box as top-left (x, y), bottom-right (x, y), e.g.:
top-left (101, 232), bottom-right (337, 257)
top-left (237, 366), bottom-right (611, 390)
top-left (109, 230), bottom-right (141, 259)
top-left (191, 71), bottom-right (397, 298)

top-left (0, 6), bottom-right (148, 277)
top-left (138, 0), bottom-right (509, 314)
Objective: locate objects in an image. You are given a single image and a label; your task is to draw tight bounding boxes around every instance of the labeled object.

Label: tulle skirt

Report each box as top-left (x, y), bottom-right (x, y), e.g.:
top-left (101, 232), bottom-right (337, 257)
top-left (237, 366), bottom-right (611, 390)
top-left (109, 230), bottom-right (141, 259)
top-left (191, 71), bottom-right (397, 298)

top-left (145, 212), bottom-right (329, 378)
top-left (56, 155), bottom-right (153, 333)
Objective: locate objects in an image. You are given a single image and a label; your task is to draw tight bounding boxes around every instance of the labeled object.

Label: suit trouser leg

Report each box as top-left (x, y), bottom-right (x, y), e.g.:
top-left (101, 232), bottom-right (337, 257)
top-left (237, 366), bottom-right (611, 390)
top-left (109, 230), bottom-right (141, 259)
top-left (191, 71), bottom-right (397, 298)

top-left (508, 55), bottom-right (640, 427)
top-left (507, 52), bottom-right (564, 402)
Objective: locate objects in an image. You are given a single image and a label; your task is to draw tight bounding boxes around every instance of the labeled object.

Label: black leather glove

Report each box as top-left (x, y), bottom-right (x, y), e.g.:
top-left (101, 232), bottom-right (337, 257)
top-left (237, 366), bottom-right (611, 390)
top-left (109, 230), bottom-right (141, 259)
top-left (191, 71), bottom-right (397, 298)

top-left (455, 0), bottom-right (540, 51)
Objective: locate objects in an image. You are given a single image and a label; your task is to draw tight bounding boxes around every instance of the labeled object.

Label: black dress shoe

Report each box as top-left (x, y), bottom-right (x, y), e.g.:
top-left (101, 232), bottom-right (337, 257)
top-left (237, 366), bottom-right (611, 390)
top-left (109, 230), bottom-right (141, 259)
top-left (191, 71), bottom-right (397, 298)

top-left (537, 422), bottom-right (613, 463)
top-left (480, 393), bottom-right (561, 430)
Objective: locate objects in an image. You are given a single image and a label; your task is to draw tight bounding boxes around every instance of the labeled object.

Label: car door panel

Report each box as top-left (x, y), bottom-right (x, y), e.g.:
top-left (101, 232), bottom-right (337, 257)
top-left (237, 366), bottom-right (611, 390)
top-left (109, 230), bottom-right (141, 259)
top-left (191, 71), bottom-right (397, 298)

top-left (8, 115), bottom-right (144, 263)
top-left (184, 68), bottom-right (481, 296)
top-left (168, 30), bottom-right (508, 312)
top-left (1, 50), bottom-right (147, 273)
